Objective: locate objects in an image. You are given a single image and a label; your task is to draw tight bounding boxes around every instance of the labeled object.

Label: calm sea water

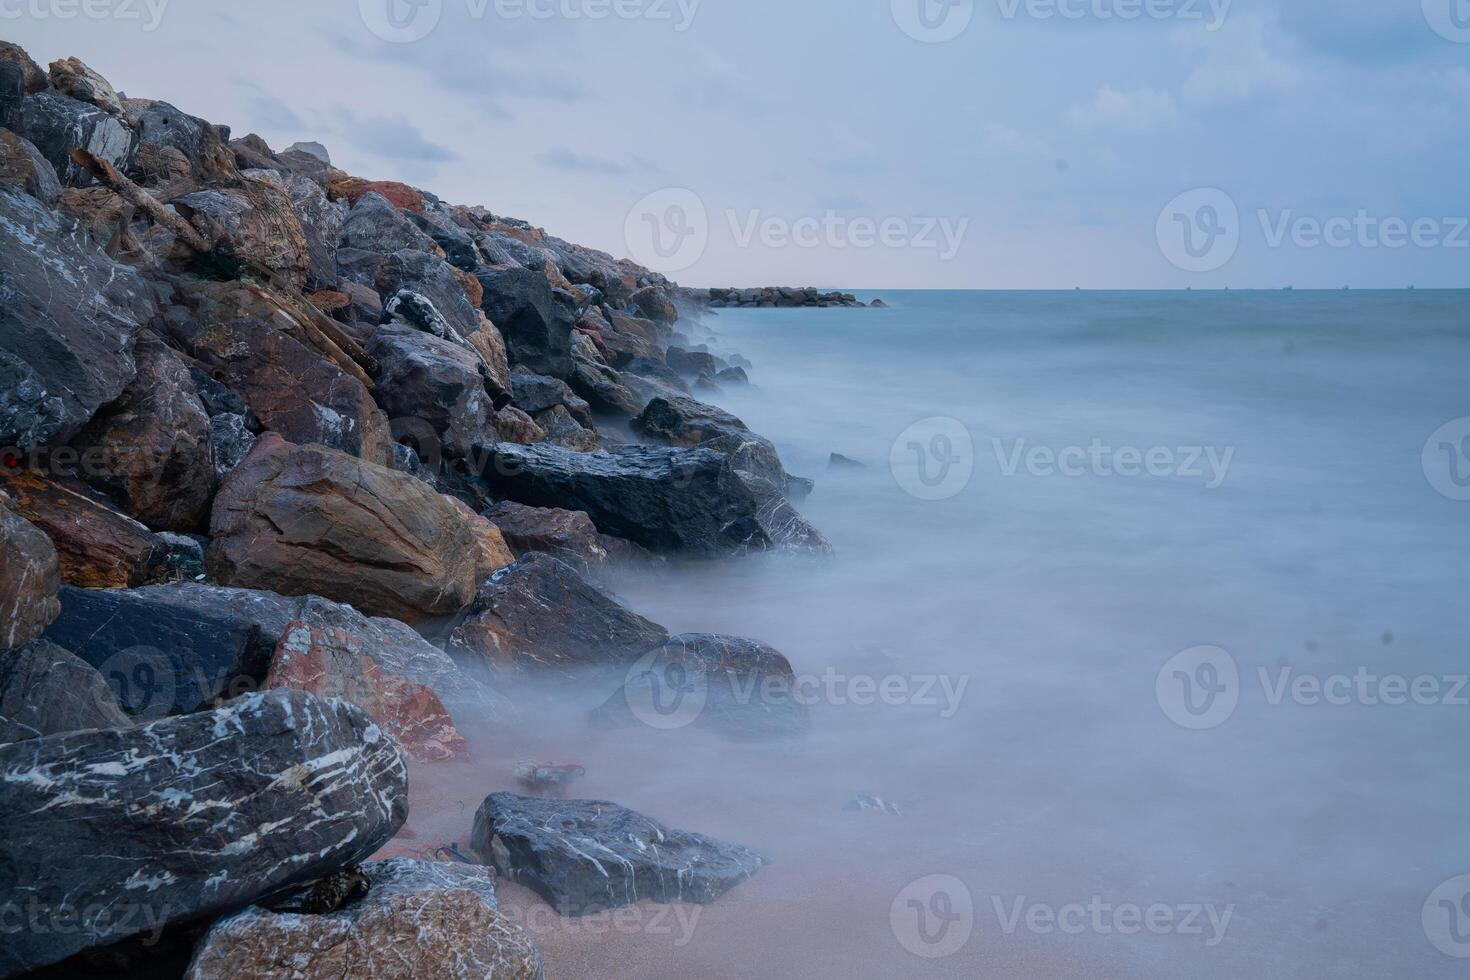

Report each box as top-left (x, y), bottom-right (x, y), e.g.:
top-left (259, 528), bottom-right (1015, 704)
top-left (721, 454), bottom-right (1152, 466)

top-left (487, 290), bottom-right (1470, 978)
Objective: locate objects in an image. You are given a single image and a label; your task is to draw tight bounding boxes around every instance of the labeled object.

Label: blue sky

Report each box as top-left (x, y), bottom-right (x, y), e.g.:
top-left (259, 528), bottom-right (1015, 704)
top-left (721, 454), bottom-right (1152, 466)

top-left (5, 0), bottom-right (1469, 287)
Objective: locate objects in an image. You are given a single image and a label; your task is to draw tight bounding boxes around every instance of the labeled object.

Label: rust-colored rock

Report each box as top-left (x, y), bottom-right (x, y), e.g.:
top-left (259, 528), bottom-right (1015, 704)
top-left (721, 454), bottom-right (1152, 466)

top-left (446, 496), bottom-right (516, 584)
top-left (47, 57), bottom-right (123, 116)
top-left (177, 173), bottom-right (311, 290)
top-left (0, 492), bottom-right (61, 650)
top-left (451, 264), bottom-right (483, 308)
top-left (265, 622), bottom-right (468, 762)
top-left (165, 280), bottom-right (393, 466)
top-left (207, 434), bottom-right (481, 623)
top-left (73, 332), bottom-right (215, 531)
top-left (0, 468), bottom-right (165, 588)
top-left (307, 288), bottom-right (350, 313)
top-left (185, 860), bottom-right (542, 980)
top-left (55, 185), bottom-right (126, 241)
top-left (327, 176), bottom-right (426, 212)
top-left (494, 405), bottom-right (545, 444)
top-left (485, 500), bottom-right (609, 574)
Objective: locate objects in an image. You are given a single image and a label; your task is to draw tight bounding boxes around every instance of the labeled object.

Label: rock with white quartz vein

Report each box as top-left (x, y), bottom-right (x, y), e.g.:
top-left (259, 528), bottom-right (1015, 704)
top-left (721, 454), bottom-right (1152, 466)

top-left (0, 690), bottom-right (408, 977)
top-left (185, 859), bottom-right (544, 980)
top-left (470, 793), bottom-right (767, 916)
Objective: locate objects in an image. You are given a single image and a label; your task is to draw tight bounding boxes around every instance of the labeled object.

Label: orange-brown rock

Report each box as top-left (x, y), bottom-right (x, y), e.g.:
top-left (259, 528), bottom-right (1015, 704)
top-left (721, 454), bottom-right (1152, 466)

top-left (0, 129), bottom-right (60, 204)
top-left (48, 57), bottom-right (123, 116)
top-left (177, 173), bottom-right (311, 290)
top-left (307, 288), bottom-right (350, 313)
top-left (265, 622), bottom-right (468, 762)
top-left (73, 332), bottom-right (215, 531)
top-left (55, 185), bottom-right (127, 243)
top-left (165, 280), bottom-right (393, 466)
top-left (206, 434), bottom-right (481, 623)
top-left (494, 405), bottom-right (545, 445)
top-left (451, 264), bottom-right (483, 308)
top-left (327, 175), bottom-right (426, 212)
top-left (185, 860), bottom-right (542, 980)
top-left (0, 492), bottom-right (61, 650)
top-left (446, 496), bottom-right (516, 585)
top-left (0, 467), bottom-right (165, 589)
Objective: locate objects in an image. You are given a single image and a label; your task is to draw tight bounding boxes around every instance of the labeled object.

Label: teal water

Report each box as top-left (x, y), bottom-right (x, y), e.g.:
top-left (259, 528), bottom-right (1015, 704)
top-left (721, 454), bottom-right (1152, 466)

top-left (574, 290), bottom-right (1470, 978)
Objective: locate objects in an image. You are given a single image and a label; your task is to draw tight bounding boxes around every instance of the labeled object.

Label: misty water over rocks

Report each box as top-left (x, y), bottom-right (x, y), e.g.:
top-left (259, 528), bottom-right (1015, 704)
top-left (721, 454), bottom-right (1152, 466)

top-left (467, 290), bottom-right (1470, 978)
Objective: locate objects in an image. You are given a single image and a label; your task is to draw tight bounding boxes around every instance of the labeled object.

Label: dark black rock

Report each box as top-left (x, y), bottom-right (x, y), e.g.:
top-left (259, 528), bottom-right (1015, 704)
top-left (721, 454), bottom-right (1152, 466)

top-left (0, 690), bottom-right (408, 976)
top-left (447, 553), bottom-right (668, 678)
top-left (567, 352), bottom-right (645, 418)
top-left (0, 186), bottom-right (156, 450)
top-left (591, 633), bottom-right (810, 739)
top-left (471, 793), bottom-right (765, 916)
top-left (0, 639), bottom-right (132, 743)
top-left (479, 442), bottom-right (831, 557)
top-left (406, 204), bottom-right (480, 269)
top-left (829, 453), bottom-right (866, 470)
top-left (156, 532), bottom-right (207, 582)
top-left (475, 264), bottom-right (575, 378)
top-left (21, 91), bottom-right (135, 186)
top-left (187, 366), bottom-right (254, 421)
top-left (41, 585), bottom-right (277, 720)
top-left (368, 323), bottom-right (497, 459)
top-left (510, 367), bottom-right (574, 415)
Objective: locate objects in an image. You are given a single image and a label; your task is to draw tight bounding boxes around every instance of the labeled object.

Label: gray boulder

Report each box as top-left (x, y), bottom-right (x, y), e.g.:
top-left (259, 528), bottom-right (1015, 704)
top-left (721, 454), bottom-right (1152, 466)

top-left (0, 691), bottom-right (408, 976)
top-left (21, 91), bottom-right (134, 186)
top-left (0, 186), bottom-right (156, 449)
top-left (475, 265), bottom-right (576, 378)
top-left (368, 322), bottom-right (498, 459)
top-left (339, 191), bottom-right (438, 255)
top-left (0, 639), bottom-right (131, 743)
top-left (471, 793), bottom-right (765, 916)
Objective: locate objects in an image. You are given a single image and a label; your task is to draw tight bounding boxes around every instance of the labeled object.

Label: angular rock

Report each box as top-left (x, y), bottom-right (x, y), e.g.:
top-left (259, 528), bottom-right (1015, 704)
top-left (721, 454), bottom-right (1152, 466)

top-left (375, 249), bottom-right (483, 338)
top-left (117, 582), bottom-right (494, 714)
top-left (716, 366), bottom-right (749, 385)
top-left (177, 174), bottom-right (311, 290)
top-left (475, 265), bottom-right (575, 378)
top-left (209, 412), bottom-right (256, 479)
top-left (591, 634), bottom-right (810, 739)
top-left (0, 494), bottom-right (61, 650)
top-left (207, 434), bottom-right (482, 624)
top-left (485, 501), bottom-right (609, 575)
top-left (0, 128), bottom-right (61, 204)
top-left (127, 98), bottom-right (238, 187)
top-left (184, 859), bottom-right (542, 980)
top-left (448, 554), bottom-right (667, 678)
top-left (444, 496), bottom-right (517, 584)
top-left (0, 639), bottom-right (131, 743)
top-left (0, 468), bottom-right (167, 588)
top-left (510, 368), bottom-right (577, 416)
top-left (472, 794), bottom-right (766, 916)
top-left (163, 280), bottom-right (392, 465)
top-left (22, 91), bottom-right (135, 186)
top-left (479, 442), bottom-right (831, 557)
top-left (285, 140), bottom-right (330, 164)
top-left (634, 394), bottom-right (747, 448)
top-left (599, 312), bottom-right (666, 367)
top-left (406, 203), bottom-right (481, 269)
top-left (533, 404), bottom-right (599, 451)
top-left (265, 622), bottom-right (467, 763)
top-left (0, 186), bottom-right (156, 449)
top-left (666, 346), bottom-right (721, 377)
top-left (284, 173), bottom-right (344, 290)
top-left (42, 584), bottom-right (277, 719)
top-left (73, 333), bottom-right (216, 532)
top-left (628, 284), bottom-right (678, 323)
top-left (48, 57), bottom-right (123, 116)
top-left (368, 323), bottom-right (498, 459)
top-left (0, 42), bottom-right (48, 98)
top-left (495, 405), bottom-right (545, 444)
top-left (339, 191), bottom-right (438, 255)
top-left (230, 133), bottom-right (285, 173)
top-left (0, 690), bottom-right (408, 976)
top-left (568, 350), bottom-right (645, 418)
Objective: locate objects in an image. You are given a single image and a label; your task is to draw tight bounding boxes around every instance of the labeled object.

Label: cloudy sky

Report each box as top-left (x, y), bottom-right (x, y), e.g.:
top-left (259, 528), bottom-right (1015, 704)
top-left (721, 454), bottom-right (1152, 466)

top-left (6, 0), bottom-right (1469, 288)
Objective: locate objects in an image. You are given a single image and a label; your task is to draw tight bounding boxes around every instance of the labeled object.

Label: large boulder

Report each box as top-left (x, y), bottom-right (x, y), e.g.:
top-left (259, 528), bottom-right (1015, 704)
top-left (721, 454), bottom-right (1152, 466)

top-left (635, 395), bottom-right (797, 492)
top-left (339, 191), bottom-right (438, 255)
top-left (177, 173), bottom-right (311, 290)
top-left (184, 859), bottom-right (542, 980)
top-left (448, 554), bottom-right (667, 678)
top-left (47, 57), bottom-right (123, 116)
top-left (283, 172), bottom-right (344, 290)
top-left (73, 333), bottom-right (216, 532)
top-left (367, 323), bottom-right (498, 460)
top-left (475, 265), bottom-right (575, 378)
top-left (628, 284), bottom-right (678, 323)
top-left (480, 442), bottom-right (831, 557)
top-left (0, 494), bottom-right (61, 650)
top-left (0, 186), bottom-right (156, 450)
top-left (591, 633), bottom-right (810, 739)
top-left (0, 638), bottom-right (131, 743)
top-left (445, 496), bottom-right (517, 585)
top-left (41, 585), bottom-right (278, 719)
top-left (21, 91), bottom-right (134, 186)
top-left (264, 622), bottom-right (467, 763)
top-left (484, 501), bottom-right (609, 574)
top-left (114, 582), bottom-right (496, 715)
top-left (126, 98), bottom-right (238, 187)
top-left (471, 793), bottom-right (766, 916)
top-left (0, 128), bottom-right (61, 204)
top-left (0, 691), bottom-right (408, 976)
top-left (0, 468), bottom-right (167, 588)
top-left (163, 280), bottom-right (393, 465)
top-left (207, 434), bottom-right (482, 624)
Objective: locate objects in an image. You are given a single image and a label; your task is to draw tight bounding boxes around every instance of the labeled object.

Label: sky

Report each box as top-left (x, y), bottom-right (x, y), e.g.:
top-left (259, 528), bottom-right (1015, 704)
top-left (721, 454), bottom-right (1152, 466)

top-left (4, 0), bottom-right (1469, 288)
